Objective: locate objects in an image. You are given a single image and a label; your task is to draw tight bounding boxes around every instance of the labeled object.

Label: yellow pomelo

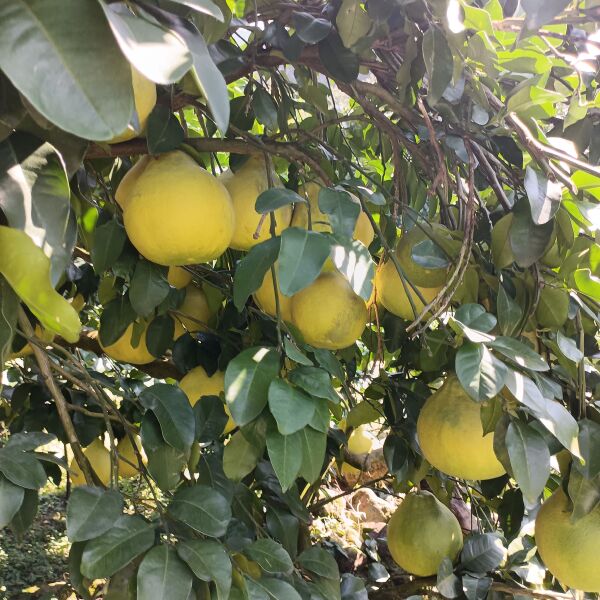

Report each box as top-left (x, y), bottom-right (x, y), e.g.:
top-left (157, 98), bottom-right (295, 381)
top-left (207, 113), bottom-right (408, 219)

top-left (8, 324), bottom-right (54, 360)
top-left (100, 322), bottom-right (155, 365)
top-left (375, 259), bottom-right (441, 321)
top-left (119, 151), bottom-right (235, 266)
top-left (109, 68), bottom-right (157, 144)
top-left (395, 225), bottom-right (451, 287)
top-left (115, 155), bottom-right (151, 210)
top-left (292, 182), bottom-right (374, 247)
top-left (253, 266), bottom-right (293, 322)
top-left (417, 375), bottom-right (505, 480)
top-left (117, 435), bottom-right (146, 478)
top-left (387, 491), bottom-right (463, 576)
top-left (172, 285), bottom-right (214, 338)
top-left (167, 266), bottom-right (193, 289)
top-left (341, 425), bottom-right (374, 477)
top-left (291, 270), bottom-right (367, 350)
top-left (179, 365), bottom-right (235, 434)
top-left (221, 156), bottom-right (292, 250)
top-left (536, 489), bottom-right (600, 592)
top-left (69, 439), bottom-right (111, 487)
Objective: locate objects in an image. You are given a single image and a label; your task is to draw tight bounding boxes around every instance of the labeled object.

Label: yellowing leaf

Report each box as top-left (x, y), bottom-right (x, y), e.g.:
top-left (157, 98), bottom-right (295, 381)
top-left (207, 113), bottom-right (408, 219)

top-left (0, 226), bottom-right (81, 342)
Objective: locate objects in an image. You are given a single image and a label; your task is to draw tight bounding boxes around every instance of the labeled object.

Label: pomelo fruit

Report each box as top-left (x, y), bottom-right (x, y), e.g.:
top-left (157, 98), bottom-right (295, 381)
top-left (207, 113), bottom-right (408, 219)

top-left (69, 438), bottom-right (111, 487)
top-left (100, 322), bottom-right (154, 365)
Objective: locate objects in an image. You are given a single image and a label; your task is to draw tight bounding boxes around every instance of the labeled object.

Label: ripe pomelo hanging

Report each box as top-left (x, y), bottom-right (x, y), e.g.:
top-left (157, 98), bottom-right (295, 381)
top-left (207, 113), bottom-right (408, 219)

top-left (167, 266), bottom-right (193, 289)
top-left (291, 270), bottom-right (367, 350)
top-left (118, 151), bottom-right (235, 266)
top-left (221, 155), bottom-right (292, 250)
top-left (416, 375), bottom-right (505, 480)
top-left (116, 435), bottom-right (146, 479)
top-left (172, 285), bottom-right (214, 338)
top-left (387, 491), bottom-right (463, 576)
top-left (341, 425), bottom-right (375, 478)
top-left (100, 322), bottom-right (154, 365)
top-left (179, 365), bottom-right (235, 434)
top-left (253, 266), bottom-right (293, 322)
top-left (69, 439), bottom-right (111, 487)
top-left (536, 488), bottom-right (600, 592)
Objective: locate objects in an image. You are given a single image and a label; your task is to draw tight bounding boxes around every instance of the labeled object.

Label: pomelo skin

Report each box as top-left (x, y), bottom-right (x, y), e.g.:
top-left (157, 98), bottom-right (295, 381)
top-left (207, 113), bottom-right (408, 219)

top-left (387, 491), bottom-right (463, 576)
top-left (417, 375), bottom-right (506, 480)
top-left (253, 266), bottom-right (293, 322)
top-left (69, 439), bottom-right (111, 487)
top-left (536, 489), bottom-right (600, 592)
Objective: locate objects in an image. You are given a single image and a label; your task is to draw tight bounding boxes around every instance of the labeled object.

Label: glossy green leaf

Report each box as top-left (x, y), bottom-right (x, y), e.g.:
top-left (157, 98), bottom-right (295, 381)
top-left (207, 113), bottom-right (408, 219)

top-left (129, 260), bottom-right (170, 318)
top-left (245, 538), bottom-right (293, 575)
top-left (0, 278), bottom-right (18, 365)
top-left (0, 0), bottom-right (133, 140)
top-left (574, 268), bottom-right (600, 301)
top-left (80, 515), bottom-right (155, 579)
top-left (522, 0), bottom-right (570, 30)
top-left (299, 426), bottom-right (327, 483)
top-left (256, 189), bottom-right (304, 214)
top-left (278, 227), bottom-right (331, 296)
top-left (509, 200), bottom-right (554, 268)
top-left (67, 487), bottom-right (124, 542)
top-left (223, 430), bottom-right (262, 481)
top-left (292, 12), bottom-right (332, 44)
top-left (268, 379), bottom-right (316, 435)
top-left (497, 285), bottom-right (522, 337)
top-left (91, 219), bottom-right (126, 275)
top-left (169, 484), bottom-right (231, 537)
top-left (0, 475), bottom-right (24, 528)
top-left (146, 104), bottom-right (185, 154)
top-left (246, 577), bottom-right (303, 600)
top-left (0, 448), bottom-right (47, 489)
top-left (137, 545), bottom-right (193, 600)
top-left (266, 428), bottom-right (303, 492)
top-left (146, 443), bottom-right (186, 492)
top-left (455, 342), bottom-right (507, 401)
top-left (491, 214), bottom-right (514, 269)
top-left (422, 27), bottom-right (453, 106)
top-left (436, 557), bottom-right (461, 599)
top-left (330, 240), bottom-right (375, 301)
top-left (524, 166), bottom-right (562, 225)
top-left (252, 87), bottom-right (279, 130)
top-left (336, 0), bottom-right (372, 48)
top-left (266, 507), bottom-right (299, 560)
top-left (298, 546), bottom-right (340, 579)
top-left (224, 346), bottom-right (280, 426)
top-left (487, 337), bottom-right (549, 372)
top-left (318, 35), bottom-right (359, 83)
top-left (578, 419), bottom-right (600, 479)
top-left (10, 488), bottom-right (38, 539)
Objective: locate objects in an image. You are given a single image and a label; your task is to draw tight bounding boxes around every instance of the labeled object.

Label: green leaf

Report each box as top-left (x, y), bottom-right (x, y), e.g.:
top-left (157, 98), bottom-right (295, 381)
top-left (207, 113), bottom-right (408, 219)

top-left (223, 430), bottom-right (262, 481)
top-left (504, 369), bottom-right (580, 455)
top-left (92, 219), bottom-right (127, 275)
top-left (567, 470), bottom-right (600, 521)
top-left (574, 268), bottom-right (600, 301)
top-left (80, 515), bottom-right (155, 579)
top-left (506, 420), bottom-right (550, 504)
top-left (245, 539), bottom-right (293, 575)
top-left (330, 240), bottom-right (375, 301)
top-left (0, 279), bottom-right (18, 364)
top-left (177, 539), bottom-right (232, 600)
top-left (10, 488), bottom-right (38, 539)
top-left (169, 484), bottom-right (231, 537)
top-left (146, 444), bottom-right (186, 492)
top-left (98, 296), bottom-right (136, 347)
top-left (68, 542), bottom-right (91, 600)
top-left (455, 342), bottom-right (507, 401)
top-left (0, 448), bottom-right (47, 489)
top-left (347, 400), bottom-right (382, 428)
top-left (459, 533), bottom-right (507, 573)
top-left (422, 27), bottom-right (453, 106)
top-left (340, 573), bottom-right (367, 599)
top-left (0, 133), bottom-right (75, 284)
top-left (491, 214), bottom-right (515, 269)
top-left (288, 366), bottom-right (337, 401)
top-left (129, 260), bottom-right (170, 318)
top-left (193, 396), bottom-right (228, 443)
top-left (268, 379), bottom-right (316, 435)
top-left (454, 304), bottom-right (496, 333)
top-left (252, 87), bottom-right (279, 130)
top-left (233, 237), bottom-right (280, 311)
top-left (0, 475), bottom-right (24, 528)
top-left (497, 285), bottom-right (522, 337)
top-left (278, 227), bottom-right (331, 296)
top-left (266, 428), bottom-right (303, 492)
top-left (224, 346), bottom-right (280, 427)
top-left (556, 331), bottom-right (584, 363)
top-left (436, 557), bottom-right (461, 599)
top-left (292, 12), bottom-right (332, 44)
top-left (164, 0), bottom-right (223, 20)
top-left (487, 337), bottom-right (549, 372)
top-left (256, 189), bottom-right (304, 214)
top-left (318, 35), bottom-right (359, 83)
top-left (266, 507), bottom-right (299, 560)
top-left (298, 546), bottom-right (340, 579)
top-left (524, 166), bottom-right (562, 225)
top-left (146, 105), bottom-right (185, 154)
top-left (336, 0), bottom-right (372, 48)
top-left (578, 419), bottom-right (600, 479)
top-left (67, 487), bottom-right (124, 542)
top-left (246, 577), bottom-right (303, 600)
top-left (176, 22), bottom-right (230, 133)
top-left (6, 431), bottom-right (56, 451)
top-left (137, 545), bottom-right (193, 600)
top-left (318, 188), bottom-right (360, 240)
top-left (299, 426), bottom-right (327, 483)
top-left (509, 200), bottom-right (554, 268)
top-left (100, 2), bottom-right (192, 85)
top-left (146, 314), bottom-right (175, 357)
top-left (0, 0), bottom-right (133, 140)
top-left (139, 384), bottom-right (195, 453)
top-left (283, 338), bottom-right (314, 366)
top-left (383, 435), bottom-right (409, 477)
top-left (522, 0), bottom-right (570, 30)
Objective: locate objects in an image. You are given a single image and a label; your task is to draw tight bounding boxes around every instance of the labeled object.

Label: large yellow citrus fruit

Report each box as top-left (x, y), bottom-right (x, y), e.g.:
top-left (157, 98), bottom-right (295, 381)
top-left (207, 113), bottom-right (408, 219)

top-left (179, 365), bottom-right (235, 434)
top-left (387, 491), bottom-right (463, 576)
top-left (118, 151), bottom-right (235, 266)
top-left (291, 270), bottom-right (367, 350)
top-left (110, 68), bottom-right (157, 144)
top-left (69, 439), bottom-right (111, 487)
top-left (375, 259), bottom-right (441, 321)
top-left (167, 266), bottom-right (193, 289)
top-left (8, 325), bottom-right (54, 360)
top-left (253, 266), bottom-right (293, 322)
top-left (341, 425), bottom-right (374, 477)
top-left (292, 182), bottom-right (374, 247)
top-left (417, 375), bottom-right (505, 480)
top-left (172, 285), bottom-right (214, 338)
top-left (395, 225), bottom-right (451, 287)
top-left (100, 322), bottom-right (155, 365)
top-left (117, 435), bottom-right (146, 478)
top-left (536, 489), bottom-right (600, 592)
top-left (221, 156), bottom-right (292, 250)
